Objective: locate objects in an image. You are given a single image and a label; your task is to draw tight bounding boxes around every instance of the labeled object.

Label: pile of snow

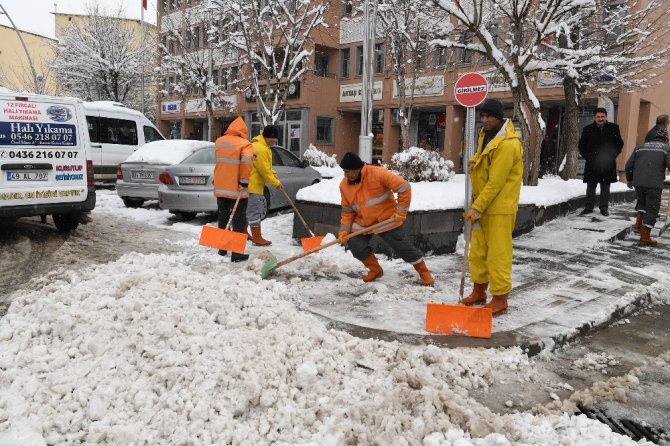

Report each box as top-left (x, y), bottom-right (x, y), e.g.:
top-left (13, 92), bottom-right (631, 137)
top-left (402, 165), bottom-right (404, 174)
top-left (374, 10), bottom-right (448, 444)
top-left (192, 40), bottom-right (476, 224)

top-left (388, 147), bottom-right (455, 182)
top-left (123, 140), bottom-right (213, 165)
top-left (573, 352), bottom-right (620, 374)
top-left (297, 174), bottom-right (630, 210)
top-left (303, 144), bottom-right (338, 167)
top-left (0, 252), bottom-right (645, 445)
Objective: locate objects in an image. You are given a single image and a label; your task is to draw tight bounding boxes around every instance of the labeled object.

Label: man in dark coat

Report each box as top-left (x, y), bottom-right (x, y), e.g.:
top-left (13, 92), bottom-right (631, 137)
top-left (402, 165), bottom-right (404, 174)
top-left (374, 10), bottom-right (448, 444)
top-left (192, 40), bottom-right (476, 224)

top-left (625, 128), bottom-right (670, 247)
top-left (644, 114), bottom-right (669, 143)
top-left (578, 107), bottom-right (624, 216)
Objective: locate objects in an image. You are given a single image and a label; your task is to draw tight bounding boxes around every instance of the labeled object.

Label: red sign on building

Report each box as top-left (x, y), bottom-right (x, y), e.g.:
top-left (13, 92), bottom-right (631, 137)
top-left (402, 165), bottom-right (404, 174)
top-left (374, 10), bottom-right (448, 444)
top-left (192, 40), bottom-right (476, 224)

top-left (454, 73), bottom-right (489, 108)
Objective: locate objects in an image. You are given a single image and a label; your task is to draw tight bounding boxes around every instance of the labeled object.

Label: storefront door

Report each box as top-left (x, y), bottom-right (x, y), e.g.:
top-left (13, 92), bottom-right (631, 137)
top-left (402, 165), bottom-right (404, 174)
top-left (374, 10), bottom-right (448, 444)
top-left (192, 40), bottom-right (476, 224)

top-left (286, 122), bottom-right (302, 156)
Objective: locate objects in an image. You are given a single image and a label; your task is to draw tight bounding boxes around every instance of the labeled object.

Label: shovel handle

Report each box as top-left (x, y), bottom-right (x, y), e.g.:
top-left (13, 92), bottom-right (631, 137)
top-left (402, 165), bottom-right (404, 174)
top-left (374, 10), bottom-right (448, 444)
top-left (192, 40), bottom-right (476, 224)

top-left (225, 193), bottom-right (243, 231)
top-left (275, 217), bottom-right (396, 268)
top-left (280, 187), bottom-right (315, 237)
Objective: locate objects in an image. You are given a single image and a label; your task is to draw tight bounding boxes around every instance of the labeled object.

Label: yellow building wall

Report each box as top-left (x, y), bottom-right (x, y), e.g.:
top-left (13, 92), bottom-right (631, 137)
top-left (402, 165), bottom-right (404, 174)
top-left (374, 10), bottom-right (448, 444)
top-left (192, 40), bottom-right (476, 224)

top-left (0, 25), bottom-right (59, 95)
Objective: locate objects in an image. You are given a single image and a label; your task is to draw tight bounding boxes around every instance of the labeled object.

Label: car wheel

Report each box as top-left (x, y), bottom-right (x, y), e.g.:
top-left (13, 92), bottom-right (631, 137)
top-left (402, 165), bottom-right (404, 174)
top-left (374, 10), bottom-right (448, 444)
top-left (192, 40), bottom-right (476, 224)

top-left (175, 211), bottom-right (197, 221)
top-left (261, 189), bottom-right (270, 220)
top-left (122, 197), bottom-right (145, 208)
top-left (52, 213), bottom-right (80, 232)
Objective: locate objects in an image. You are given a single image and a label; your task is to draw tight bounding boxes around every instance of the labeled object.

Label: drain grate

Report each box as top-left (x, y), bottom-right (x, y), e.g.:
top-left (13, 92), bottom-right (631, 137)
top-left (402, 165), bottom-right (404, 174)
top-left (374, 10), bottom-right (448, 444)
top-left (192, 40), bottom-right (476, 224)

top-left (577, 405), bottom-right (668, 444)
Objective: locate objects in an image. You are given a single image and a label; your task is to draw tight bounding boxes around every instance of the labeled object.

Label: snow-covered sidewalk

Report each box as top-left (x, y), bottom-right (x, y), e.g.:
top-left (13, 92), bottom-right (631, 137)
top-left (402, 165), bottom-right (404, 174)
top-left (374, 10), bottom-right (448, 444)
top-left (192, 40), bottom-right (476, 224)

top-left (0, 190), bottom-right (667, 445)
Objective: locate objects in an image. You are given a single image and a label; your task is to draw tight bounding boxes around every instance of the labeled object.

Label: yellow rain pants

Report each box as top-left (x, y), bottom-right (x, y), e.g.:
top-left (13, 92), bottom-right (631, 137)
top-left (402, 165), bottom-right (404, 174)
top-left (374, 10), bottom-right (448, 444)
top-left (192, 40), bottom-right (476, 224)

top-left (469, 213), bottom-right (516, 295)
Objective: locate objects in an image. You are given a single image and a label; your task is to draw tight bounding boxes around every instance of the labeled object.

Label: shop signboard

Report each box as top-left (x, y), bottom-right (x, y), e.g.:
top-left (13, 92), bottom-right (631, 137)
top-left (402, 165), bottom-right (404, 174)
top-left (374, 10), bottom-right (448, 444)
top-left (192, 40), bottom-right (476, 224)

top-left (538, 70), bottom-right (563, 88)
top-left (340, 81), bottom-right (383, 103)
top-left (392, 75), bottom-right (445, 98)
top-left (161, 101), bottom-right (181, 114)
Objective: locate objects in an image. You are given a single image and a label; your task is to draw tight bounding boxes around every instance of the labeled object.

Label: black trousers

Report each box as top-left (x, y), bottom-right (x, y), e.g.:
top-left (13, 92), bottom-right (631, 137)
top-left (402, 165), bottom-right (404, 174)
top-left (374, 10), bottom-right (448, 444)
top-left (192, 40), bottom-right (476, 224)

top-left (217, 197), bottom-right (248, 233)
top-left (346, 226), bottom-right (424, 265)
top-left (585, 182), bottom-right (611, 212)
top-left (634, 186), bottom-right (662, 228)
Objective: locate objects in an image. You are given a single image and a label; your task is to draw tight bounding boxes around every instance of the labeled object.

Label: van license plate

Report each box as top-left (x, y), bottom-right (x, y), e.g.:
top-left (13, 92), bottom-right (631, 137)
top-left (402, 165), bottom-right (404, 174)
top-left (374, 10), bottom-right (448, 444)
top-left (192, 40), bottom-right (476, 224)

top-left (179, 176), bottom-right (206, 185)
top-left (6, 171), bottom-right (49, 181)
top-left (131, 170), bottom-right (155, 180)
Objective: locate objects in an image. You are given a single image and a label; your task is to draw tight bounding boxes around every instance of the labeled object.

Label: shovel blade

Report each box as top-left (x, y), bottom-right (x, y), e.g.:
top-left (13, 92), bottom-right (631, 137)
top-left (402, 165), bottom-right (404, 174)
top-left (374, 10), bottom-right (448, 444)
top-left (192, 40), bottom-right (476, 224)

top-left (425, 303), bottom-right (492, 338)
top-left (260, 256), bottom-right (278, 279)
top-left (301, 236), bottom-right (324, 252)
top-left (199, 225), bottom-right (248, 254)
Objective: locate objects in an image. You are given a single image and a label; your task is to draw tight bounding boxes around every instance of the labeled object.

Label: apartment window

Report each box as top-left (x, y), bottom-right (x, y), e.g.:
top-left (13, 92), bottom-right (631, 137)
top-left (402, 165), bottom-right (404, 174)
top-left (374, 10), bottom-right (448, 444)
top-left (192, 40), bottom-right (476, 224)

top-left (229, 67), bottom-right (238, 90)
top-left (220, 68), bottom-right (228, 90)
top-left (162, 0), bottom-right (168, 13)
top-left (356, 45), bottom-right (364, 76)
top-left (316, 117), bottom-right (335, 145)
top-left (315, 53), bottom-right (329, 77)
top-left (341, 0), bottom-right (354, 16)
top-left (169, 0), bottom-right (175, 11)
top-left (212, 69), bottom-right (219, 85)
top-left (374, 43), bottom-right (384, 75)
top-left (604, 0), bottom-right (625, 50)
top-left (416, 36), bottom-right (428, 70)
top-left (339, 48), bottom-right (350, 78)
top-left (193, 27), bottom-right (201, 50)
top-left (433, 47), bottom-right (449, 68)
top-left (456, 30), bottom-right (474, 65)
top-left (480, 25), bottom-right (498, 64)
top-left (175, 0), bottom-right (182, 7)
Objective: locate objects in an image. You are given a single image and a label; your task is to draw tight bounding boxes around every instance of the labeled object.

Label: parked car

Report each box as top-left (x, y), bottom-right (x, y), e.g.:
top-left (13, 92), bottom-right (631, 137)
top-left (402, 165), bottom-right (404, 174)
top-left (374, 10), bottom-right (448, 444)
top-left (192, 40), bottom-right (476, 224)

top-left (158, 145), bottom-right (321, 220)
top-left (116, 140), bottom-right (214, 208)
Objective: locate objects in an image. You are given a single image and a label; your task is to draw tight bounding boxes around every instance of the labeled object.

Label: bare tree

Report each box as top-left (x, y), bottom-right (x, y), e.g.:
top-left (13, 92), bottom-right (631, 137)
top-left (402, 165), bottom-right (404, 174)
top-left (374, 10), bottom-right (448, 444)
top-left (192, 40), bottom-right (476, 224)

top-left (215, 0), bottom-right (329, 126)
top-left (429, 0), bottom-right (592, 185)
top-left (160, 5), bottom-right (237, 140)
top-left (377, 0), bottom-right (445, 150)
top-left (52, 2), bottom-right (155, 114)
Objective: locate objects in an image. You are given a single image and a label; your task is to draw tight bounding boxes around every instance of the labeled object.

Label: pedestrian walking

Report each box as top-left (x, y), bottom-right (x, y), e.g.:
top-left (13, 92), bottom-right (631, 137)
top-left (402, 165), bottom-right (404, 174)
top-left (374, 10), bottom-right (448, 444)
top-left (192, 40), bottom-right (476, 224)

top-left (247, 125), bottom-right (283, 246)
top-left (644, 114), bottom-right (669, 143)
top-left (461, 98), bottom-right (523, 316)
top-left (625, 128), bottom-right (670, 246)
top-left (214, 117), bottom-right (254, 262)
top-left (578, 108), bottom-right (624, 217)
top-left (170, 124), bottom-right (180, 140)
top-left (337, 152), bottom-right (434, 286)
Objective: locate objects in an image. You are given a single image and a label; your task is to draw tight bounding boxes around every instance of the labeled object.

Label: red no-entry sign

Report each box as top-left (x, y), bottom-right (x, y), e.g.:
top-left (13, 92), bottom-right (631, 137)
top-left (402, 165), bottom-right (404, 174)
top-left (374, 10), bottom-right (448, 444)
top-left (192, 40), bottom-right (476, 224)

top-left (454, 73), bottom-right (489, 108)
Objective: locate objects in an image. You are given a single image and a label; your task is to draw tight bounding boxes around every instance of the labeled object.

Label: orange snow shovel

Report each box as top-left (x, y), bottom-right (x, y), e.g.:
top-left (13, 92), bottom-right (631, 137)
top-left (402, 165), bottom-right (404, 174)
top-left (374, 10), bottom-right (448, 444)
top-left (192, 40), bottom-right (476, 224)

top-left (425, 220), bottom-right (493, 338)
top-left (199, 194), bottom-right (248, 254)
top-left (261, 218), bottom-right (395, 279)
top-left (279, 187), bottom-right (324, 251)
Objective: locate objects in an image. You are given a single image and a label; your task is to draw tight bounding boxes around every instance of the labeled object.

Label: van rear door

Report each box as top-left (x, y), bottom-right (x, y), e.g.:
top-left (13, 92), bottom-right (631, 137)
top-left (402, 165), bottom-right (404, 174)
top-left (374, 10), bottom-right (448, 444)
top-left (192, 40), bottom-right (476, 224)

top-left (0, 97), bottom-right (88, 207)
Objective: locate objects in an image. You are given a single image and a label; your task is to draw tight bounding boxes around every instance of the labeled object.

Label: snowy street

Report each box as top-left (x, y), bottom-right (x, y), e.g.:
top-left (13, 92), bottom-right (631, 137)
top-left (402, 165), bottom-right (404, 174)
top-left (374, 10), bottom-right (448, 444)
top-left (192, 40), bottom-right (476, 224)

top-left (0, 190), bottom-right (668, 445)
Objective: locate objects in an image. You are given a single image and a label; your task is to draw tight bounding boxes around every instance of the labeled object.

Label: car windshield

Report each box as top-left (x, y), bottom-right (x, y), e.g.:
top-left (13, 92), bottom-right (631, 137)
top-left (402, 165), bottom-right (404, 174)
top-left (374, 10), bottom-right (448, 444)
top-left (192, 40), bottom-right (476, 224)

top-left (181, 147), bottom-right (215, 164)
top-left (271, 146), bottom-right (302, 167)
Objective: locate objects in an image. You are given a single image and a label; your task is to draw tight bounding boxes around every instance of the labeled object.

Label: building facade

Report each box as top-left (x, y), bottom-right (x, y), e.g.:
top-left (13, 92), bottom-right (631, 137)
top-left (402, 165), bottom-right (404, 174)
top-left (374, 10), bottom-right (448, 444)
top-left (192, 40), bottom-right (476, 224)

top-left (156, 1), bottom-right (670, 174)
top-left (0, 25), bottom-right (59, 95)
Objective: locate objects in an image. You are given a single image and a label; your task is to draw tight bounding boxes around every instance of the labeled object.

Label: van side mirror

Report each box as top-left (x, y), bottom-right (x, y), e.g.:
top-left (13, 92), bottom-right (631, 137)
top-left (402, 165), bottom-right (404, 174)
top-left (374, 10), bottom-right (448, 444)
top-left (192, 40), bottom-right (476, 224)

top-left (301, 159), bottom-right (309, 168)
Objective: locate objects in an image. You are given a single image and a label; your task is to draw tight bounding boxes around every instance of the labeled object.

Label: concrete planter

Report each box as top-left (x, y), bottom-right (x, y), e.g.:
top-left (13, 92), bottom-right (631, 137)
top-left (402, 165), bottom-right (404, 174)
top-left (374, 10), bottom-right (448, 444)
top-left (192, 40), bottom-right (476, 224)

top-left (292, 190), bottom-right (636, 256)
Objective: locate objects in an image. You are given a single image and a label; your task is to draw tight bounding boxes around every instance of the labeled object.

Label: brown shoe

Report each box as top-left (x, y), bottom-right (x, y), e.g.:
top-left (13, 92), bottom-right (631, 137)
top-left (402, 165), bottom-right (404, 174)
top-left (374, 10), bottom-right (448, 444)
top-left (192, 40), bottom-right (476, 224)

top-left (485, 293), bottom-right (509, 316)
top-left (250, 226), bottom-right (272, 246)
top-left (633, 212), bottom-right (643, 234)
top-left (361, 254), bottom-right (383, 282)
top-left (413, 261), bottom-right (434, 286)
top-left (462, 283), bottom-right (488, 305)
top-left (639, 226), bottom-right (657, 247)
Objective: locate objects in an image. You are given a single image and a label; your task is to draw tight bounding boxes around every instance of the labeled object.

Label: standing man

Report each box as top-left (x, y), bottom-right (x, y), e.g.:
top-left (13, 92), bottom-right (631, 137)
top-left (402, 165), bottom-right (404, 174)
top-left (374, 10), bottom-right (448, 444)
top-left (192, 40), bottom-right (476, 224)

top-left (625, 128), bottom-right (670, 246)
top-left (247, 125), bottom-right (283, 246)
top-left (578, 108), bottom-right (624, 216)
top-left (214, 117), bottom-right (254, 262)
top-left (644, 114), bottom-right (669, 143)
top-left (337, 152), bottom-right (434, 286)
top-left (461, 99), bottom-right (523, 316)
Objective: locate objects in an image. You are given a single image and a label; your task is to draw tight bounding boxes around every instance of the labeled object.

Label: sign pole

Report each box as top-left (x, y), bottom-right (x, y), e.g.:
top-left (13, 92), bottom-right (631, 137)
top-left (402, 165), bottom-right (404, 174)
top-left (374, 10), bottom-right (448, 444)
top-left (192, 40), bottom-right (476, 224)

top-left (464, 106), bottom-right (476, 211)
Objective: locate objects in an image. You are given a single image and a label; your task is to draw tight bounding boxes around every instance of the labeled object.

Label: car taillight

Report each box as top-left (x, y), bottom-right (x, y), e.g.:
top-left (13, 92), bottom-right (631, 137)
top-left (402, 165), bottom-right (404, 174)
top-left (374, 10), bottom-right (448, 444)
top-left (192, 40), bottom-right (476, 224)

top-left (87, 160), bottom-right (94, 187)
top-left (159, 172), bottom-right (174, 185)
top-left (116, 164), bottom-right (123, 180)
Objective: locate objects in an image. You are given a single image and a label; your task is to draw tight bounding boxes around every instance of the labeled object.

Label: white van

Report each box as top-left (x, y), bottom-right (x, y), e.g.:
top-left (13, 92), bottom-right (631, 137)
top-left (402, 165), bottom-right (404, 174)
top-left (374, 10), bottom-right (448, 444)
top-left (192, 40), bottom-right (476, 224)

top-left (0, 91), bottom-right (96, 231)
top-left (83, 101), bottom-right (164, 181)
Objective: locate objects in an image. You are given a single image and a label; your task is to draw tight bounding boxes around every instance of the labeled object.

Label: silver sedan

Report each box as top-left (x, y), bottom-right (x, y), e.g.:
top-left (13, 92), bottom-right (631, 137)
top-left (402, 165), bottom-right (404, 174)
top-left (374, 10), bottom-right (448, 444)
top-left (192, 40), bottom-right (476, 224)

top-left (116, 140), bottom-right (214, 208)
top-left (157, 146), bottom-right (321, 220)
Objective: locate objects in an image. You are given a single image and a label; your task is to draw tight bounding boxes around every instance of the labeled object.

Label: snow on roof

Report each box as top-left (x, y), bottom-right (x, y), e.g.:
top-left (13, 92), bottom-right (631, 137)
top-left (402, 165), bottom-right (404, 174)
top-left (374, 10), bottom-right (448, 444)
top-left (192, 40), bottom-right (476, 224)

top-left (123, 140), bottom-right (213, 165)
top-left (297, 174), bottom-right (629, 210)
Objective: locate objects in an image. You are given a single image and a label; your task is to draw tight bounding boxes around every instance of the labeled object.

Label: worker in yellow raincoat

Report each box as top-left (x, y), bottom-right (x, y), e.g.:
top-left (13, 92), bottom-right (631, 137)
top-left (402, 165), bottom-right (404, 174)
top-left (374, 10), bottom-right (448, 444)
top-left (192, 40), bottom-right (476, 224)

top-left (462, 99), bottom-right (523, 316)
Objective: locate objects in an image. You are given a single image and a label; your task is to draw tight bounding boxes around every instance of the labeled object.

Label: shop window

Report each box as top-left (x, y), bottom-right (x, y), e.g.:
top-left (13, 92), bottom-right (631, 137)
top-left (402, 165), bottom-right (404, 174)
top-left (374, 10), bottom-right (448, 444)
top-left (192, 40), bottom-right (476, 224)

top-left (339, 48), bottom-right (350, 78)
top-left (316, 117), bottom-right (335, 145)
top-left (356, 45), bottom-right (364, 77)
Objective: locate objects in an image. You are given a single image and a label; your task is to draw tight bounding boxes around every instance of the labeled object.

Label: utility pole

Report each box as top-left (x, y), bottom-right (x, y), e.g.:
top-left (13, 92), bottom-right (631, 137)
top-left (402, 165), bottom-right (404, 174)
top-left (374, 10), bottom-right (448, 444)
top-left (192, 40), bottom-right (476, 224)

top-left (140, 1), bottom-right (145, 115)
top-left (0, 3), bottom-right (41, 93)
top-left (358, 0), bottom-right (378, 164)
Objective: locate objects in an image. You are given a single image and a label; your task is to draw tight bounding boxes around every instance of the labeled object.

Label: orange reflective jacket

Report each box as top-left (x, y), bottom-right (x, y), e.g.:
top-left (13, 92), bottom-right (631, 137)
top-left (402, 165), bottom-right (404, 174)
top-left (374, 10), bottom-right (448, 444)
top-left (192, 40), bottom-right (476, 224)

top-left (214, 117), bottom-right (254, 199)
top-left (339, 164), bottom-right (411, 235)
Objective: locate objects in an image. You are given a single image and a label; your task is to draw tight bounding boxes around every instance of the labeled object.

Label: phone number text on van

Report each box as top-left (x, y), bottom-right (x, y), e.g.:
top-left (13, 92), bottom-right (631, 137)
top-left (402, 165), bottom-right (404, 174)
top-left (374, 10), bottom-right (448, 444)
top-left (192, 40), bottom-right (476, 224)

top-left (0, 122), bottom-right (77, 147)
top-left (0, 150), bottom-right (79, 160)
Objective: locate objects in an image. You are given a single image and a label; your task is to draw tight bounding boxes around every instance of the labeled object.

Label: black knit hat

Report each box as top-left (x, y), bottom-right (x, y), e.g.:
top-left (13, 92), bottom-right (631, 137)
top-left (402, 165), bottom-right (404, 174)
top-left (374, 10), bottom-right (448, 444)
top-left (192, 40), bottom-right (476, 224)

top-left (479, 98), bottom-right (504, 120)
top-left (339, 152), bottom-right (365, 170)
top-left (262, 125), bottom-right (279, 139)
